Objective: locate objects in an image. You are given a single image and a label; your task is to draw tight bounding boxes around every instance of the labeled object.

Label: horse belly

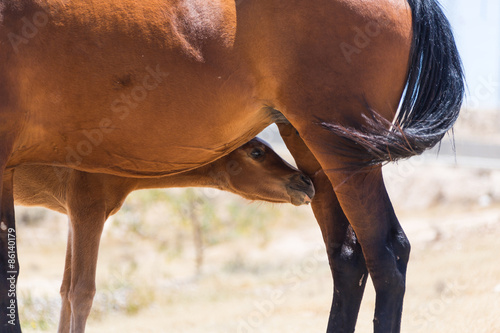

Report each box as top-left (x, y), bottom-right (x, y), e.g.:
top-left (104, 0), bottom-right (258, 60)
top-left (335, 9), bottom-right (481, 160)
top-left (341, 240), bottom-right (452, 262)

top-left (12, 68), bottom-right (270, 176)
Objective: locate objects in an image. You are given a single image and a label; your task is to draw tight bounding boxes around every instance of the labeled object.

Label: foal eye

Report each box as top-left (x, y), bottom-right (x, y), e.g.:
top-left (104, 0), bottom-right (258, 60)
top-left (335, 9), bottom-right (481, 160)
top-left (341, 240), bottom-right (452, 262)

top-left (249, 148), bottom-right (265, 160)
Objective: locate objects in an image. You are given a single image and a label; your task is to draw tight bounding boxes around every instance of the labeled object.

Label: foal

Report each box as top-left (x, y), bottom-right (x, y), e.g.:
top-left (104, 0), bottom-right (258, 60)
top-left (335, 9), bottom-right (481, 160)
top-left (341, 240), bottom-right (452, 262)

top-left (14, 138), bottom-right (314, 333)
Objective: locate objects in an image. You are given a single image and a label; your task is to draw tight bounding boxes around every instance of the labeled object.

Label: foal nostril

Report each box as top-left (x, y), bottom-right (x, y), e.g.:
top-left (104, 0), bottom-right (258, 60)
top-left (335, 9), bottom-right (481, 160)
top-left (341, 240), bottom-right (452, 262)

top-left (300, 174), bottom-right (312, 186)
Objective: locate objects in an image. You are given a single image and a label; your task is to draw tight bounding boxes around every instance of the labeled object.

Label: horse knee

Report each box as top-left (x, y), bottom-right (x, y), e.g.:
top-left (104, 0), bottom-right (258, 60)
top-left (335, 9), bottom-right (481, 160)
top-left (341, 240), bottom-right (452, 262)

top-left (60, 285), bottom-right (69, 301)
top-left (68, 285), bottom-right (96, 312)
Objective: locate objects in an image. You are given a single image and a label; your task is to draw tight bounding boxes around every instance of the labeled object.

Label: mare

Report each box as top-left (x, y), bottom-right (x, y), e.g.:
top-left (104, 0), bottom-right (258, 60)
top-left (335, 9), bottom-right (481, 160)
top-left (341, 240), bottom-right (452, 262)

top-left (0, 0), bottom-right (464, 332)
top-left (14, 137), bottom-right (315, 332)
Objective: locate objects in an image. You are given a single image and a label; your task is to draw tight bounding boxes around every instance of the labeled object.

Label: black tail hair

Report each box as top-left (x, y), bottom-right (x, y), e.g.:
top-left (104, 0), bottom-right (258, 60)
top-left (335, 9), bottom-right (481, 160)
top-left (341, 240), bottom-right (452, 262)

top-left (321, 0), bottom-right (465, 168)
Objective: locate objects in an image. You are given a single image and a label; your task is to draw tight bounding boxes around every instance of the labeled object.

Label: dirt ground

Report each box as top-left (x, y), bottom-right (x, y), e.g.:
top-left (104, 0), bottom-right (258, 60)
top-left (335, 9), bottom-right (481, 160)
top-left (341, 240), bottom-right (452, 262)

top-left (13, 156), bottom-right (500, 333)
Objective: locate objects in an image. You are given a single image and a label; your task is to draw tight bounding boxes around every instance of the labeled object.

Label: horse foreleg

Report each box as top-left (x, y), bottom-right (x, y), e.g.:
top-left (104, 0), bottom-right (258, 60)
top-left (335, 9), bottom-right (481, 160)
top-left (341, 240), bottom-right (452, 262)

top-left (278, 123), bottom-right (368, 332)
top-left (58, 219), bottom-right (73, 333)
top-left (0, 168), bottom-right (22, 332)
top-left (67, 214), bottom-right (104, 333)
top-left (66, 171), bottom-right (107, 333)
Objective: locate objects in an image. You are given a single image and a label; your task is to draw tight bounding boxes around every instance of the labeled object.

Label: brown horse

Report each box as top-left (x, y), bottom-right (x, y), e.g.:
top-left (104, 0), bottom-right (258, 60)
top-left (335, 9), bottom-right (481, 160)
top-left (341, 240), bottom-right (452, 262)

top-left (14, 137), bottom-right (314, 332)
top-left (0, 0), bottom-right (464, 332)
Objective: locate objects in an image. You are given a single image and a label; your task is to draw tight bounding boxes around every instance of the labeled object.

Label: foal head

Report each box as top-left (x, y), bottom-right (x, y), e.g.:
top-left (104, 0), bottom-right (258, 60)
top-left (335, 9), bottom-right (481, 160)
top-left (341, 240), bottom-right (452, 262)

top-left (212, 138), bottom-right (315, 206)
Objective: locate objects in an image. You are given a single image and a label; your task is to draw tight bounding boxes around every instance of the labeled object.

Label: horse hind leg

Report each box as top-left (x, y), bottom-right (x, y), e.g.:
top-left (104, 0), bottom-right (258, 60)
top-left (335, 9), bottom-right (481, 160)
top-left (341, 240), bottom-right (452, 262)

top-left (278, 123), bottom-right (368, 332)
top-left (384, 216), bottom-right (411, 331)
top-left (329, 167), bottom-right (410, 333)
top-left (313, 171), bottom-right (369, 333)
top-left (281, 118), bottom-right (410, 332)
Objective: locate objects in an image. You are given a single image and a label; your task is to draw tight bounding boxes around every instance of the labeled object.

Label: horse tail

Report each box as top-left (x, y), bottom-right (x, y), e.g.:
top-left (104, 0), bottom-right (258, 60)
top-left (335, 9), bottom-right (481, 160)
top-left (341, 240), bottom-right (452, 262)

top-left (321, 0), bottom-right (465, 168)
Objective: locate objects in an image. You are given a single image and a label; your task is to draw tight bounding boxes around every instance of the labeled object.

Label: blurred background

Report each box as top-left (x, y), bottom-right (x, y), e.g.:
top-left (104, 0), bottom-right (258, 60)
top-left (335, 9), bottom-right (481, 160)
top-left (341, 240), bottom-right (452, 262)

top-left (16, 1), bottom-right (500, 332)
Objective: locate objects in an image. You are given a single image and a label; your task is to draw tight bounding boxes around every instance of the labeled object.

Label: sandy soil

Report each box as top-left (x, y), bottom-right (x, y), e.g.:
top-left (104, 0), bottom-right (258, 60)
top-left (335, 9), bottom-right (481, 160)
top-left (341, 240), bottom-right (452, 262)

top-left (83, 208), bottom-right (500, 333)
